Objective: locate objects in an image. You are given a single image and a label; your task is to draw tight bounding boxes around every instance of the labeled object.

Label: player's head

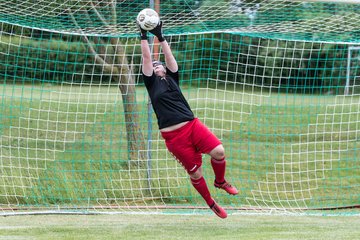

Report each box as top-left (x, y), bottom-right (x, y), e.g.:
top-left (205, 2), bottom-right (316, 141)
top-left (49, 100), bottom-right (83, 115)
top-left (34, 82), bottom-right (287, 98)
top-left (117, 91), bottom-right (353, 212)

top-left (153, 60), bottom-right (166, 77)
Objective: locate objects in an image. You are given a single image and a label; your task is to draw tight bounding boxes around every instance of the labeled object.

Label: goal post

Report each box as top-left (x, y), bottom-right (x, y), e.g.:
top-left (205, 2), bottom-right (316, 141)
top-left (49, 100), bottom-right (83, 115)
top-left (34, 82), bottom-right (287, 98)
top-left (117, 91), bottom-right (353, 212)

top-left (345, 46), bottom-right (360, 95)
top-left (0, 0), bottom-right (360, 216)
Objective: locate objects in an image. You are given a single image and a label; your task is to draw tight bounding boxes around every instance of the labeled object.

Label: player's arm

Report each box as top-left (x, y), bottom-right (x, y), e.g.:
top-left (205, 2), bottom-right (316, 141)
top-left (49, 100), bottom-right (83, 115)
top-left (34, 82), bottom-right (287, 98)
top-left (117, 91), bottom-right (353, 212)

top-left (160, 40), bottom-right (178, 73)
top-left (138, 24), bottom-right (153, 77)
top-left (150, 22), bottom-right (178, 73)
top-left (141, 40), bottom-right (153, 76)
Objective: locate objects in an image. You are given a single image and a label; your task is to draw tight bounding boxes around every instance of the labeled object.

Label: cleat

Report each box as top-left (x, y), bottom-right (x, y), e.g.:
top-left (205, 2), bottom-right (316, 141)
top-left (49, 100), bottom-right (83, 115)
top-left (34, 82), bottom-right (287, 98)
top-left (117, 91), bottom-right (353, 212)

top-left (214, 180), bottom-right (239, 195)
top-left (209, 199), bottom-right (227, 219)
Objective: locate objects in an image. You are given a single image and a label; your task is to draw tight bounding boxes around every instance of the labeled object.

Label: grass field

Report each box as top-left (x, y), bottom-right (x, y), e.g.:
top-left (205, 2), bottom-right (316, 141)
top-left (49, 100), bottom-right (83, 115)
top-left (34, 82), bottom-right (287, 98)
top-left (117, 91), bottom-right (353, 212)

top-left (1, 214), bottom-right (360, 240)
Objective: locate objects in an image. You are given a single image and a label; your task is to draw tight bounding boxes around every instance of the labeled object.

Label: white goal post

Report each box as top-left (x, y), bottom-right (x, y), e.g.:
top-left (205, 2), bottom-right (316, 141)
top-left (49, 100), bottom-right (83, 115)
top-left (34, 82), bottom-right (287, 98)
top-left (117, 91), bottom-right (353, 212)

top-left (345, 46), bottom-right (360, 95)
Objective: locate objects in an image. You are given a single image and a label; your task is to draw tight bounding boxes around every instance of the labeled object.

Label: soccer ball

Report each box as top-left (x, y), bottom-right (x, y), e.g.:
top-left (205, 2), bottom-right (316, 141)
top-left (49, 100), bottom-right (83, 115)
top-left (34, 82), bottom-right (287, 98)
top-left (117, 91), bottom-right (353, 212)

top-left (136, 8), bottom-right (160, 31)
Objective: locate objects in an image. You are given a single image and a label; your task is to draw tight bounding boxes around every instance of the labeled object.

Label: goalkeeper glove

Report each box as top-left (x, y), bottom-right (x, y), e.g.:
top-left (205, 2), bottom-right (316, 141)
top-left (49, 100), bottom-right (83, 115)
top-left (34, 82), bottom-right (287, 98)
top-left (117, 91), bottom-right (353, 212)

top-left (137, 22), bottom-right (148, 40)
top-left (149, 21), bottom-right (165, 42)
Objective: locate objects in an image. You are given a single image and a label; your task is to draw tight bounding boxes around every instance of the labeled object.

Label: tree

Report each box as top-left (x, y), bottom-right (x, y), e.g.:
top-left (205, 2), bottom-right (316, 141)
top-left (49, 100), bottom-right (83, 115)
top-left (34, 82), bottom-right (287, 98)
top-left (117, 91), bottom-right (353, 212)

top-left (67, 1), bottom-right (146, 164)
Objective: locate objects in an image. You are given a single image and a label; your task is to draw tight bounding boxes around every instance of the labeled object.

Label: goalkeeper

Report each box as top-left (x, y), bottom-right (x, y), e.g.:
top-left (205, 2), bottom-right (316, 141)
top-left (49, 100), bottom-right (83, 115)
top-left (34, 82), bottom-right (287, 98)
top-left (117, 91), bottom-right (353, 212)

top-left (139, 21), bottom-right (238, 219)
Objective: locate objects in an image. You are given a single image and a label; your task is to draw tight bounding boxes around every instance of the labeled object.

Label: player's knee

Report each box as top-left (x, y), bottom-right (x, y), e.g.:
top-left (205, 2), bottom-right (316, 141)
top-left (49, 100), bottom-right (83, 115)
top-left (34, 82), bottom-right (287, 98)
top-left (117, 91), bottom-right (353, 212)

top-left (210, 145), bottom-right (225, 160)
top-left (189, 169), bottom-right (202, 180)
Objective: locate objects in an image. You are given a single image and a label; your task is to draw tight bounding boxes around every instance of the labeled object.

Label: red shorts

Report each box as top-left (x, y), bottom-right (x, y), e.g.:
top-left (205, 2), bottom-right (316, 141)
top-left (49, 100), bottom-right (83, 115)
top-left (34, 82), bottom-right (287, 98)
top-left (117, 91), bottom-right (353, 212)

top-left (161, 118), bottom-right (221, 174)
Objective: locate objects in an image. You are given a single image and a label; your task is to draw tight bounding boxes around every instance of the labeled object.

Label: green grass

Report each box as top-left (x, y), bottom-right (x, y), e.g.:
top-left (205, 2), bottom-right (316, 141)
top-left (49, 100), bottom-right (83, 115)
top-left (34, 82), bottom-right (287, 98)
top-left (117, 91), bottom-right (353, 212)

top-left (1, 214), bottom-right (360, 240)
top-left (0, 83), bottom-right (360, 213)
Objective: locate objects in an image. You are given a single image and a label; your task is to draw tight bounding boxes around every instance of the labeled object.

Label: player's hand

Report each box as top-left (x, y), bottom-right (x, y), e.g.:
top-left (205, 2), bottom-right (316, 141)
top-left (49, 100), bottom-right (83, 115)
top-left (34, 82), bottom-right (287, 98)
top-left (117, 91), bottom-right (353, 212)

top-left (149, 21), bottom-right (165, 42)
top-left (137, 22), bottom-right (148, 40)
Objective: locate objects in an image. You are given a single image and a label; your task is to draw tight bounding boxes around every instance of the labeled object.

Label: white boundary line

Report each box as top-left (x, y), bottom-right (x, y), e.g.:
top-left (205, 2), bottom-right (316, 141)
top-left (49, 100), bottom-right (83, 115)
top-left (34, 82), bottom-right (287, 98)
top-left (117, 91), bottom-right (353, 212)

top-left (291, 0), bottom-right (360, 4)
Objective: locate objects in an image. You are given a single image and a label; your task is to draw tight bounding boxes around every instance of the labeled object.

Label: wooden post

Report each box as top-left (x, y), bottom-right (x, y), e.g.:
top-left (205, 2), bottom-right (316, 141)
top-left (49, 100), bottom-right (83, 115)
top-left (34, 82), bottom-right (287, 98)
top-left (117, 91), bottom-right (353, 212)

top-left (153, 0), bottom-right (160, 61)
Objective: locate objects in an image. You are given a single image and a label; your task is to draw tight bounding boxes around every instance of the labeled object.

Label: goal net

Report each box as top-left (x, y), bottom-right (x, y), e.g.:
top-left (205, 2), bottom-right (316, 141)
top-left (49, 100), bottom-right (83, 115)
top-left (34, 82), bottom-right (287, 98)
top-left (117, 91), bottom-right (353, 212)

top-left (0, 0), bottom-right (359, 215)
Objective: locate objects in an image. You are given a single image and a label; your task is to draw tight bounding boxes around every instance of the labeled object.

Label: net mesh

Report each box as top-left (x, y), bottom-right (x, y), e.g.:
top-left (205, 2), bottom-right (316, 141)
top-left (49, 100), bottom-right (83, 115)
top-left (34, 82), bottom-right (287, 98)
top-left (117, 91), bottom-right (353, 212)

top-left (0, 0), bottom-right (359, 42)
top-left (0, 0), bottom-right (359, 215)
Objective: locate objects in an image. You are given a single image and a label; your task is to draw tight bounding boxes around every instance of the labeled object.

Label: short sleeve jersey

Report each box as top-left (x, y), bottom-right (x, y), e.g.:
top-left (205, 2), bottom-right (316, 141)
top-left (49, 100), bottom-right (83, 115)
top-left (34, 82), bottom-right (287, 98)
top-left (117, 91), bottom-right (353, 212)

top-left (143, 68), bottom-right (194, 129)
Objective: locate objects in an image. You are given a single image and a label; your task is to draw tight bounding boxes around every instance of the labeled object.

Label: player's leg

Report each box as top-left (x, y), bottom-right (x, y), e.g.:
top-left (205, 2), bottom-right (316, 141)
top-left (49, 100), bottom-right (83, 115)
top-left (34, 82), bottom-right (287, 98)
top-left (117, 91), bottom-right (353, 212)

top-left (167, 146), bottom-right (227, 218)
top-left (161, 119), bottom-right (227, 218)
top-left (209, 144), bottom-right (226, 183)
top-left (191, 118), bottom-right (238, 195)
top-left (209, 145), bottom-right (239, 195)
top-left (189, 167), bottom-right (212, 206)
top-left (189, 168), bottom-right (227, 219)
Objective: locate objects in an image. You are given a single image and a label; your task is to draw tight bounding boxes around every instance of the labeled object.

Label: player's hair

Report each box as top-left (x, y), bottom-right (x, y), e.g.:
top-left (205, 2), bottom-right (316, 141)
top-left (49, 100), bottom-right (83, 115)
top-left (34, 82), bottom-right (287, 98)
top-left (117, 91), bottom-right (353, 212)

top-left (152, 60), bottom-right (165, 67)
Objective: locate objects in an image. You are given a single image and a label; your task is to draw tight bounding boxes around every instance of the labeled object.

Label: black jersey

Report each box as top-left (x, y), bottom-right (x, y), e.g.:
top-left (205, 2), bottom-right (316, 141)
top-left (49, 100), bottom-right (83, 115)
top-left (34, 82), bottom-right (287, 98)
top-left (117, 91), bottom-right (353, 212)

top-left (143, 68), bottom-right (194, 129)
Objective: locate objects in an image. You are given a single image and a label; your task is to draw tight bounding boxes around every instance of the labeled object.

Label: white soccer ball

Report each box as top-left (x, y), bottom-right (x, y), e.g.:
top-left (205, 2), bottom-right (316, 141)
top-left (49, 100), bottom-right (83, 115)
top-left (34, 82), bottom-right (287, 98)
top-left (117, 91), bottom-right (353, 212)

top-left (136, 8), bottom-right (160, 31)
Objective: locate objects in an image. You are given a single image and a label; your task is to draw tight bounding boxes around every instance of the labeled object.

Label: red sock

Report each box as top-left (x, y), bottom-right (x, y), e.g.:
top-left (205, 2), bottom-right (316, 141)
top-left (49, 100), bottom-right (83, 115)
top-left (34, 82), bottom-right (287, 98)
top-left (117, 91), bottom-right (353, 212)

top-left (211, 157), bottom-right (226, 183)
top-left (190, 177), bottom-right (214, 206)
